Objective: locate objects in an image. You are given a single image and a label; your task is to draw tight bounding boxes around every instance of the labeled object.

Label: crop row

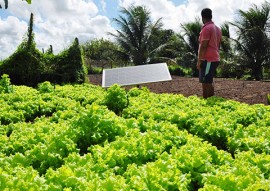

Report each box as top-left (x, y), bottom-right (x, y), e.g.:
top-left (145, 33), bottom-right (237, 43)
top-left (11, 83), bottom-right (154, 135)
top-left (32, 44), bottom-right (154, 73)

top-left (0, 81), bottom-right (269, 190)
top-left (123, 88), bottom-right (270, 155)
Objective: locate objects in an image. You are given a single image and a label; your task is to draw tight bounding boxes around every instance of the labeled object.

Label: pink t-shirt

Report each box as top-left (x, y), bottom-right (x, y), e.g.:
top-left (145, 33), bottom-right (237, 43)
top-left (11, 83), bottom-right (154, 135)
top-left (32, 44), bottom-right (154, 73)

top-left (199, 21), bottom-right (222, 62)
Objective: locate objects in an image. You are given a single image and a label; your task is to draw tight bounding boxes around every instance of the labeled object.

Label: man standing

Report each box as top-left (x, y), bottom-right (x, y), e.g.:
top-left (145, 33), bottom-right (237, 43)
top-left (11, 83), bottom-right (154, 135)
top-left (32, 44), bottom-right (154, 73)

top-left (197, 8), bottom-right (222, 99)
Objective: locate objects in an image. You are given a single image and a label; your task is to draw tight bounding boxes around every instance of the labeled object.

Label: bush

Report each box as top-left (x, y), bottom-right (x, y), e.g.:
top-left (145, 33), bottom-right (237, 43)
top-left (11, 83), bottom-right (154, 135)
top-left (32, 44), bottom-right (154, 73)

top-left (168, 65), bottom-right (191, 76)
top-left (54, 38), bottom-right (87, 84)
top-left (216, 61), bottom-right (245, 79)
top-left (0, 44), bottom-right (43, 87)
top-left (87, 66), bottom-right (103, 74)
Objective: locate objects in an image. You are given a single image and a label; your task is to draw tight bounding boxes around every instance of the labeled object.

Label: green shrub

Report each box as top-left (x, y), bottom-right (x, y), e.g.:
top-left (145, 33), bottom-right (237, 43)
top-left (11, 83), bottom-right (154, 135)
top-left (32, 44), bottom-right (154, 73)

top-left (168, 65), bottom-right (191, 76)
top-left (104, 84), bottom-right (128, 115)
top-left (88, 67), bottom-right (103, 74)
top-left (55, 38), bottom-right (87, 84)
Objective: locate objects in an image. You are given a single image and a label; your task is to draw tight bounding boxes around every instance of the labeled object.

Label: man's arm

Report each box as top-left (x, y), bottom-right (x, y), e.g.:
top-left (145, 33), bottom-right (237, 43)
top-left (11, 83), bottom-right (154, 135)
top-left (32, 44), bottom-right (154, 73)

top-left (197, 40), bottom-right (209, 70)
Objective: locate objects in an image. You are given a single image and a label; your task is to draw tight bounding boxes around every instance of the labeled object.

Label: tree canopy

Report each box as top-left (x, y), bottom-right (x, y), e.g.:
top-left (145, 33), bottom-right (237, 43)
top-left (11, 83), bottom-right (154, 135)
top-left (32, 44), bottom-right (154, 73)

top-left (231, 1), bottom-right (270, 80)
top-left (110, 5), bottom-right (165, 66)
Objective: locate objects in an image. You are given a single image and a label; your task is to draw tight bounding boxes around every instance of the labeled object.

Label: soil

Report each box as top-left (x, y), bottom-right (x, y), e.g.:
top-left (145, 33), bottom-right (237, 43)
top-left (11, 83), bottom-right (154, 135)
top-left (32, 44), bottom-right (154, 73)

top-left (88, 74), bottom-right (270, 105)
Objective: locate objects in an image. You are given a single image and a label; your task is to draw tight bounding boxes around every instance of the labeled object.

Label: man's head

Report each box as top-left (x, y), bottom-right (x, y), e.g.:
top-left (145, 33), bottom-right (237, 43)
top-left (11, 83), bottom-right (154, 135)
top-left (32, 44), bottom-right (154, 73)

top-left (201, 8), bottom-right (212, 23)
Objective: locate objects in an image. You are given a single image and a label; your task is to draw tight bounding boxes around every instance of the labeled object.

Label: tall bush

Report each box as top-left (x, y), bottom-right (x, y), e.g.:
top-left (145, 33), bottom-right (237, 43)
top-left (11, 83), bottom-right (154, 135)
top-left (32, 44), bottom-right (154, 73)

top-left (54, 38), bottom-right (87, 84)
top-left (0, 13), bottom-right (43, 87)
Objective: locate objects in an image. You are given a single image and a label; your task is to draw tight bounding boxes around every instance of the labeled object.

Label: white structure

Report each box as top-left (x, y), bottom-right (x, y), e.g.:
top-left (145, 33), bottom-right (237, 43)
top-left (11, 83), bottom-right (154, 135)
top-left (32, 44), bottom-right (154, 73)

top-left (102, 63), bottom-right (172, 88)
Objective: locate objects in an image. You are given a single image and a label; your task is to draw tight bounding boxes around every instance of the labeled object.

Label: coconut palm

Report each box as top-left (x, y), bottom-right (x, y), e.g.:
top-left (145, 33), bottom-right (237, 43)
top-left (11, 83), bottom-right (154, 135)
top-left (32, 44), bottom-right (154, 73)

top-left (231, 1), bottom-right (270, 80)
top-left (110, 5), bottom-right (163, 66)
top-left (178, 18), bottom-right (202, 76)
top-left (220, 23), bottom-right (232, 58)
top-left (218, 22), bottom-right (243, 78)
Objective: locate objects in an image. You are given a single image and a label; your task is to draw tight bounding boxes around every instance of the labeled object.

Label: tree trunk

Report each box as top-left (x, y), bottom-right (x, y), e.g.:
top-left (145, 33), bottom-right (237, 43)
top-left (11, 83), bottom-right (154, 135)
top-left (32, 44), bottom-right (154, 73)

top-left (252, 63), bottom-right (263, 81)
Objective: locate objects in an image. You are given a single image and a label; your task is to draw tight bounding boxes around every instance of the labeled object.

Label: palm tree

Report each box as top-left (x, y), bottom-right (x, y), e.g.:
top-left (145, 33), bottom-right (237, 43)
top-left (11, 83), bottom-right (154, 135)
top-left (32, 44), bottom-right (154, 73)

top-left (231, 1), bottom-right (270, 80)
top-left (178, 18), bottom-right (202, 76)
top-left (110, 5), bottom-right (163, 66)
top-left (220, 23), bottom-right (232, 59)
top-left (218, 22), bottom-right (240, 78)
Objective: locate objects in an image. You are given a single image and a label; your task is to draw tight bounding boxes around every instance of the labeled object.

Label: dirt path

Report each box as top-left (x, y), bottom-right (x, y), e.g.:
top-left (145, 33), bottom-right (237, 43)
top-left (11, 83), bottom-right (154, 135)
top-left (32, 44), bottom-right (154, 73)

top-left (88, 74), bottom-right (270, 105)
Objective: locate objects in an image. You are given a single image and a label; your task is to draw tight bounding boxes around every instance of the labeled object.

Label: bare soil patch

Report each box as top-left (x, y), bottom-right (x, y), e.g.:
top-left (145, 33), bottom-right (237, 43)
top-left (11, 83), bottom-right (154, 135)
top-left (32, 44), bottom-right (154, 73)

top-left (88, 74), bottom-right (270, 105)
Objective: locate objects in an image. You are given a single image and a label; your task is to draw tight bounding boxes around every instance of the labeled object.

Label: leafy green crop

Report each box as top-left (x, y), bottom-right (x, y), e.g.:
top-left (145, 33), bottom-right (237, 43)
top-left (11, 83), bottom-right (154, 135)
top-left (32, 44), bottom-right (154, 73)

top-left (0, 82), bottom-right (269, 190)
top-left (104, 84), bottom-right (128, 115)
top-left (0, 74), bottom-right (13, 93)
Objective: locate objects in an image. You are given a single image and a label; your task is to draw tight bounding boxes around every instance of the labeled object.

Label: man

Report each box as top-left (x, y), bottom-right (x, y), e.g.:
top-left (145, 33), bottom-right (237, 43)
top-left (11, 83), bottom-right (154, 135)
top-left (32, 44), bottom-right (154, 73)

top-left (197, 8), bottom-right (222, 99)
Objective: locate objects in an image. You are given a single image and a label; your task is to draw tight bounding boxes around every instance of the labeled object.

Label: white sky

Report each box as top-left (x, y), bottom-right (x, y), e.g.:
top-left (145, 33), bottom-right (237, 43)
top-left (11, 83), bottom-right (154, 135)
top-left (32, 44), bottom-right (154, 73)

top-left (0, 0), bottom-right (267, 60)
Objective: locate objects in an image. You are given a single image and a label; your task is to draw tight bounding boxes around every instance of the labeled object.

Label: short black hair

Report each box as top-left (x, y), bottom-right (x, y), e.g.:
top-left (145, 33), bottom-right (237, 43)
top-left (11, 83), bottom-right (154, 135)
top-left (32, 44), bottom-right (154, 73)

top-left (201, 8), bottom-right (212, 20)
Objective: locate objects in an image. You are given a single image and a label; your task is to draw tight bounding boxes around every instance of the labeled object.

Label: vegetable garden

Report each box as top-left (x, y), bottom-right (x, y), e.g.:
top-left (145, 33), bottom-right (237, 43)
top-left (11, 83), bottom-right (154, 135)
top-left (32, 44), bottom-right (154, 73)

top-left (0, 76), bottom-right (269, 190)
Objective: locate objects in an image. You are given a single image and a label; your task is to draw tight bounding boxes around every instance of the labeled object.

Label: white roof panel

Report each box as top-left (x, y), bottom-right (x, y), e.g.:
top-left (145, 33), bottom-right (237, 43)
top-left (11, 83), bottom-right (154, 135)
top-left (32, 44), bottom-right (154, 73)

top-left (102, 63), bottom-right (172, 87)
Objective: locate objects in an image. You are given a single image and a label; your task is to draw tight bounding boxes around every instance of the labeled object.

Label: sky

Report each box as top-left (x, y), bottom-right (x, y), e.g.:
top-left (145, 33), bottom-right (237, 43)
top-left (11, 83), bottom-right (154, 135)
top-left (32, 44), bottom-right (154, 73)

top-left (0, 0), bottom-right (267, 60)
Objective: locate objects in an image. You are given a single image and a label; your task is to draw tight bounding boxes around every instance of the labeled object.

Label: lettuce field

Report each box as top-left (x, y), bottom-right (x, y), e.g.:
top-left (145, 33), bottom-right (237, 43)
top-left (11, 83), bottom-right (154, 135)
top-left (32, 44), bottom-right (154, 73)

top-left (0, 79), bottom-right (269, 190)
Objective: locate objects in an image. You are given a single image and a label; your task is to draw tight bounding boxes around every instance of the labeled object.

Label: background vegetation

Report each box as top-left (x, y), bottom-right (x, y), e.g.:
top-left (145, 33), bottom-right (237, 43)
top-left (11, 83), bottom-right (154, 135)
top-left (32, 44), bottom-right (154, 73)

top-left (0, 1), bottom-right (269, 87)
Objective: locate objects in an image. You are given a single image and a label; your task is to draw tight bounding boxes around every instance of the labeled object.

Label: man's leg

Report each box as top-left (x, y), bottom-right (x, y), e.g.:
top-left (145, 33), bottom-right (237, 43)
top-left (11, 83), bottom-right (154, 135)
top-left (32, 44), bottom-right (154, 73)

top-left (200, 61), bottom-right (218, 98)
top-left (202, 83), bottom-right (214, 98)
top-left (202, 83), bottom-right (208, 99)
top-left (207, 83), bottom-right (214, 97)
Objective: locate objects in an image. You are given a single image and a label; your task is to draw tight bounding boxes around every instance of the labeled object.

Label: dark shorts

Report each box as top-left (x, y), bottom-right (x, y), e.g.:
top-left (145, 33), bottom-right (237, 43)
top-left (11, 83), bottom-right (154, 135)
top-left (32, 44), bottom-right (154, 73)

top-left (199, 60), bottom-right (219, 83)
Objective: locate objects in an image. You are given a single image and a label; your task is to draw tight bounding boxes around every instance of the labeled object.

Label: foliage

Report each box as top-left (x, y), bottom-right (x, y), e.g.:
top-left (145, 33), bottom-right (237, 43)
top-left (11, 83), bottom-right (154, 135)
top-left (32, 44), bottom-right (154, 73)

top-left (0, 46), bottom-right (43, 87)
top-left (2, 2), bottom-right (270, 82)
top-left (0, 13), bottom-right (43, 87)
top-left (37, 81), bottom-right (54, 93)
top-left (54, 38), bottom-right (87, 84)
top-left (178, 18), bottom-right (202, 77)
top-left (168, 64), bottom-right (191, 76)
top-left (231, 1), bottom-right (270, 80)
top-left (82, 38), bottom-right (126, 73)
top-left (0, 83), bottom-right (269, 190)
top-left (218, 22), bottom-right (242, 78)
top-left (0, 12), bottom-right (87, 86)
top-left (147, 29), bottom-right (175, 64)
top-left (111, 5), bottom-right (164, 66)
top-left (0, 74), bottom-right (13, 93)
top-left (104, 84), bottom-right (128, 115)
top-left (87, 67), bottom-right (103, 74)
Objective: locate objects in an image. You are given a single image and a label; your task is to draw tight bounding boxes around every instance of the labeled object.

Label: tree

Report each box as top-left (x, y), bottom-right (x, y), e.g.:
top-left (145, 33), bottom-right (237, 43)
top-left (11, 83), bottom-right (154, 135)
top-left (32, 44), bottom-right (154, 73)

top-left (231, 1), bottom-right (270, 80)
top-left (148, 29), bottom-right (176, 63)
top-left (220, 23), bottom-right (232, 59)
top-left (82, 38), bottom-right (125, 71)
top-left (45, 45), bottom-right (53, 54)
top-left (0, 13), bottom-right (43, 87)
top-left (54, 38), bottom-right (87, 84)
top-left (0, 0), bottom-right (31, 9)
top-left (110, 5), bottom-right (164, 66)
top-left (218, 23), bottom-right (240, 78)
top-left (178, 18), bottom-right (202, 76)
